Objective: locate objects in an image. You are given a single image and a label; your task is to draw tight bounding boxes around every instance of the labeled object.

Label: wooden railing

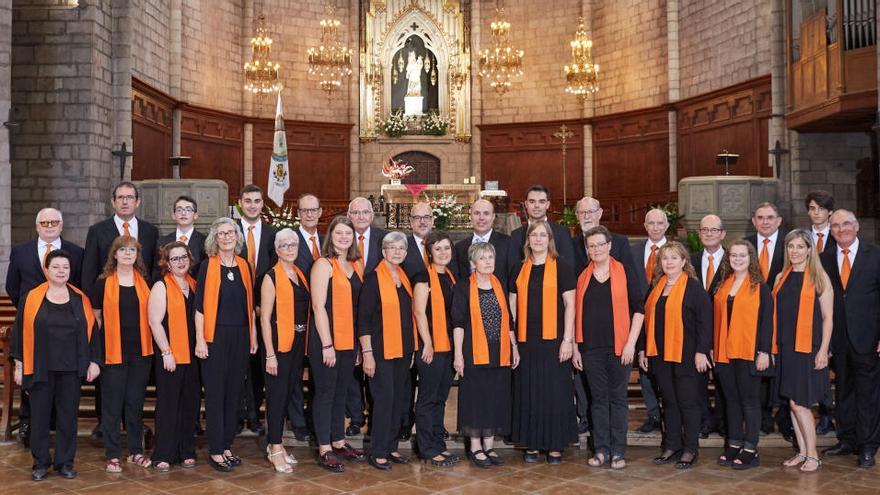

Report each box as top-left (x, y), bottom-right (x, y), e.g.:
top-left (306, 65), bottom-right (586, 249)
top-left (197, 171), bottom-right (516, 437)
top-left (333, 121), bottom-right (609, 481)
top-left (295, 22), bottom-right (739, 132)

top-left (596, 191), bottom-right (678, 236)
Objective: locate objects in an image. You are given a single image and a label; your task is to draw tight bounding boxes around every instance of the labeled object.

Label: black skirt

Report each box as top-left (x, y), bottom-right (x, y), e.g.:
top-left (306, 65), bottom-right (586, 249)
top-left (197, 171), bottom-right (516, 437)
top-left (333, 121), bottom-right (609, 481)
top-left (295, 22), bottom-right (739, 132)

top-left (456, 366), bottom-right (511, 438)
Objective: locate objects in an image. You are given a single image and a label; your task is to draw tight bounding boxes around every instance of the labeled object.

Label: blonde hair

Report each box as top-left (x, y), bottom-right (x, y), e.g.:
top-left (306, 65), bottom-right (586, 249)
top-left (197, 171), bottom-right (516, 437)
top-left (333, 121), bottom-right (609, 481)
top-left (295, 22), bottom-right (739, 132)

top-left (651, 241), bottom-right (697, 286)
top-left (782, 229), bottom-right (829, 294)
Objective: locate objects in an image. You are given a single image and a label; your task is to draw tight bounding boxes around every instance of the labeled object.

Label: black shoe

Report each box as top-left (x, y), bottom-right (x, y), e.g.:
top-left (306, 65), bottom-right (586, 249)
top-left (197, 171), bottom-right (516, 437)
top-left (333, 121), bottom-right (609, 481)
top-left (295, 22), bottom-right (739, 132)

top-left (523, 450), bottom-right (539, 463)
top-left (57, 464), bottom-right (77, 479)
top-left (732, 450), bottom-right (759, 470)
top-left (90, 423), bottom-right (103, 440)
top-left (816, 415), bottom-right (835, 435)
top-left (577, 420), bottom-right (590, 434)
top-left (823, 443), bottom-right (855, 456)
top-left (469, 450), bottom-right (492, 468)
top-left (332, 443), bottom-right (366, 462)
top-left (442, 428), bottom-right (451, 440)
top-left (389, 453), bottom-right (409, 464)
top-left (31, 466), bottom-right (48, 481)
top-left (636, 416), bottom-right (661, 434)
top-left (346, 423), bottom-right (362, 437)
top-left (293, 427), bottom-right (311, 441)
top-left (368, 455), bottom-right (392, 471)
top-left (546, 453), bottom-right (562, 465)
top-left (858, 452), bottom-right (876, 468)
top-left (19, 423), bottom-right (30, 448)
top-left (207, 456), bottom-right (232, 472)
top-left (224, 454), bottom-right (242, 466)
top-left (675, 452), bottom-right (698, 470)
top-left (717, 446), bottom-right (741, 467)
top-left (397, 428), bottom-right (412, 441)
top-left (653, 449), bottom-right (682, 465)
top-left (318, 452), bottom-right (345, 473)
top-left (484, 449), bottom-right (504, 465)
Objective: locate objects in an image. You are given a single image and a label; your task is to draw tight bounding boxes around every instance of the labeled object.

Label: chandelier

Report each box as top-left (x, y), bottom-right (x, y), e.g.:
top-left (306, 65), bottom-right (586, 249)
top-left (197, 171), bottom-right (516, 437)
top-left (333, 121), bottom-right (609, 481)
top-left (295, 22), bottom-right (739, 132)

top-left (306, 6), bottom-right (353, 97)
top-left (244, 14), bottom-right (283, 95)
top-left (478, 6), bottom-right (524, 98)
top-left (563, 17), bottom-right (599, 99)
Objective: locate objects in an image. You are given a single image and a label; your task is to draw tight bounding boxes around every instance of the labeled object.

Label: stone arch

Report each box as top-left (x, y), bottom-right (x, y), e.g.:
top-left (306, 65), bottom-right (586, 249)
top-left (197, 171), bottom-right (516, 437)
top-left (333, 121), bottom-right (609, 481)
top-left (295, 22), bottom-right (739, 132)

top-left (392, 150), bottom-right (440, 184)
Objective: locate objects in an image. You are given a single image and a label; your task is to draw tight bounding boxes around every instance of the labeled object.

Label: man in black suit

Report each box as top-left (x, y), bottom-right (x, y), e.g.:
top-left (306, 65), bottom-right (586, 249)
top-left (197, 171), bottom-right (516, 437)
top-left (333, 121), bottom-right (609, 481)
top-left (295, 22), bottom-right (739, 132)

top-left (401, 201), bottom-right (433, 280)
top-left (821, 210), bottom-right (880, 468)
top-left (509, 185), bottom-right (575, 265)
top-left (5, 207), bottom-right (84, 447)
top-left (153, 195), bottom-right (206, 279)
top-left (806, 190), bottom-right (837, 435)
top-left (294, 193), bottom-right (323, 279)
top-left (454, 199), bottom-right (512, 285)
top-left (745, 202), bottom-right (788, 436)
top-left (570, 196), bottom-right (635, 273)
top-left (236, 184), bottom-right (277, 436)
top-left (691, 214), bottom-right (726, 438)
top-left (630, 207), bottom-right (669, 433)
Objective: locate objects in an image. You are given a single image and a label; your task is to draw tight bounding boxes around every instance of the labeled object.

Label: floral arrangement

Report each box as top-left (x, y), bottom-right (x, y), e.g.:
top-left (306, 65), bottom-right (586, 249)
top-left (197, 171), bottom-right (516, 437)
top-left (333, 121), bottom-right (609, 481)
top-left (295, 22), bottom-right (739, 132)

top-left (381, 155), bottom-right (415, 181)
top-left (652, 202), bottom-right (684, 236)
top-left (422, 111), bottom-right (450, 136)
top-left (264, 204), bottom-right (300, 230)
top-left (379, 110), bottom-right (409, 137)
top-left (424, 192), bottom-right (464, 230)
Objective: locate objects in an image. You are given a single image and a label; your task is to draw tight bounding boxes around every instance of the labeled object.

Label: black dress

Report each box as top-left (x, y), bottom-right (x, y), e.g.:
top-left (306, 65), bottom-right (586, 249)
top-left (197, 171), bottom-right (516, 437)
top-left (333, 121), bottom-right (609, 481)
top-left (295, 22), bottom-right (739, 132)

top-left (510, 261), bottom-right (577, 452)
top-left (774, 272), bottom-right (830, 408)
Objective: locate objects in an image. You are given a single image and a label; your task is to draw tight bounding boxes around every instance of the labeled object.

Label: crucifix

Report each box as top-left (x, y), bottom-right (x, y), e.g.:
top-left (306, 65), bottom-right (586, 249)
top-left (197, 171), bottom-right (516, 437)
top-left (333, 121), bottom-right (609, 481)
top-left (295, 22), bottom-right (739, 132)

top-left (769, 140), bottom-right (789, 179)
top-left (112, 142), bottom-right (134, 181)
top-left (553, 124), bottom-right (575, 206)
top-left (3, 108), bottom-right (19, 156)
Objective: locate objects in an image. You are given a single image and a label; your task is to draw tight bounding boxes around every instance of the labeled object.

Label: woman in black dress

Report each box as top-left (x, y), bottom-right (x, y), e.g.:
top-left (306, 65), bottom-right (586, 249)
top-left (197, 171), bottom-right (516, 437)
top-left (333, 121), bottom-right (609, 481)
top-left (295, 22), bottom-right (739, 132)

top-left (452, 242), bottom-right (518, 468)
top-left (509, 221), bottom-right (577, 464)
top-left (413, 231), bottom-right (459, 467)
top-left (575, 226), bottom-right (644, 470)
top-left (260, 228), bottom-right (310, 473)
top-left (11, 249), bottom-right (102, 481)
top-left (639, 241), bottom-right (712, 469)
top-left (195, 218), bottom-right (257, 472)
top-left (712, 240), bottom-right (773, 470)
top-left (147, 241), bottom-right (200, 472)
top-left (773, 229), bottom-right (833, 473)
top-left (309, 216), bottom-right (365, 473)
top-left (91, 235), bottom-right (154, 473)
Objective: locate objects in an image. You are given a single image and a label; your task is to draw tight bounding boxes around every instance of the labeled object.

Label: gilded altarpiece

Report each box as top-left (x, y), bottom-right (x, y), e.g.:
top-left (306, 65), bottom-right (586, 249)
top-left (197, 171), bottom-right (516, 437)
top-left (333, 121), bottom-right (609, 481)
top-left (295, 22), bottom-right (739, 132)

top-left (359, 0), bottom-right (472, 141)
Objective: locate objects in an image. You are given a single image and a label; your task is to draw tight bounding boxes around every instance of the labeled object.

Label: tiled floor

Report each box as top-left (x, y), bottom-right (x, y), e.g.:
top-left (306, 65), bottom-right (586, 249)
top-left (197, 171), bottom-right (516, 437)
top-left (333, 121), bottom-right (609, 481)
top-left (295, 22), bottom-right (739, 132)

top-left (0, 437), bottom-right (875, 495)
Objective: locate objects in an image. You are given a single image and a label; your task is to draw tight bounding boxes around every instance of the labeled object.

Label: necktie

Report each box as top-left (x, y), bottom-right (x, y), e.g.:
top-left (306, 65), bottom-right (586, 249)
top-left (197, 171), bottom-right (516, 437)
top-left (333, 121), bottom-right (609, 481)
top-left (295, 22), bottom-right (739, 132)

top-left (310, 235), bottom-right (320, 260)
top-left (705, 254), bottom-right (714, 291)
top-left (358, 234), bottom-right (366, 273)
top-left (247, 225), bottom-right (256, 271)
top-left (41, 243), bottom-right (53, 275)
top-left (123, 221), bottom-right (130, 237)
top-left (816, 233), bottom-right (824, 253)
top-left (841, 248), bottom-right (852, 289)
top-left (646, 244), bottom-right (657, 284)
top-left (759, 238), bottom-right (770, 282)
top-left (179, 234), bottom-right (188, 243)
top-left (422, 240), bottom-right (429, 268)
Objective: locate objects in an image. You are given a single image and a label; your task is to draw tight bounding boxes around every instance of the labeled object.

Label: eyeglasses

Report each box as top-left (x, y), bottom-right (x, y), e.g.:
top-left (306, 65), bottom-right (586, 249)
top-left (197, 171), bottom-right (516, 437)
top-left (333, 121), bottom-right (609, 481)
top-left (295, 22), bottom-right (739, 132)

top-left (587, 241), bottom-right (609, 251)
top-left (169, 255), bottom-right (190, 263)
top-left (410, 214), bottom-right (432, 222)
top-left (298, 207), bottom-right (321, 216)
top-left (114, 195), bottom-right (137, 202)
top-left (174, 207), bottom-right (196, 214)
top-left (577, 208), bottom-right (600, 216)
top-left (277, 242), bottom-right (298, 250)
top-left (383, 245), bottom-right (407, 252)
top-left (831, 221), bottom-right (857, 229)
top-left (349, 209), bottom-right (372, 217)
top-left (117, 247), bottom-right (137, 254)
top-left (216, 230), bottom-right (237, 239)
top-left (699, 227), bottom-right (724, 235)
top-left (37, 220), bottom-right (61, 228)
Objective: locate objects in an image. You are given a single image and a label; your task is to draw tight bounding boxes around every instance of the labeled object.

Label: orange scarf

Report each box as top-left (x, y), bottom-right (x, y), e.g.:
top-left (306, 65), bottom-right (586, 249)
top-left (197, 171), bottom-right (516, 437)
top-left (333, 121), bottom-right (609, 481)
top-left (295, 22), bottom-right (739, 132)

top-left (376, 262), bottom-right (418, 359)
top-left (713, 276), bottom-right (760, 363)
top-left (330, 258), bottom-right (361, 351)
top-left (428, 266), bottom-right (456, 352)
top-left (273, 262), bottom-right (310, 353)
top-left (515, 257), bottom-right (558, 342)
top-left (771, 267), bottom-right (814, 354)
top-left (203, 255), bottom-right (254, 346)
top-left (164, 273), bottom-right (197, 364)
top-left (645, 274), bottom-right (688, 363)
top-left (103, 271), bottom-right (153, 364)
top-left (469, 273), bottom-right (511, 366)
top-left (22, 283), bottom-right (94, 375)
top-left (575, 258), bottom-right (631, 356)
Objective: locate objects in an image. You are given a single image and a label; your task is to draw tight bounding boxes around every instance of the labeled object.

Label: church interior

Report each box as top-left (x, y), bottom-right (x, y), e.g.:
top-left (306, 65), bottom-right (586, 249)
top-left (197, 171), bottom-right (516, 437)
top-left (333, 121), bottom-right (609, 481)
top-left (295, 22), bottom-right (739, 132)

top-left (0, 0), bottom-right (879, 493)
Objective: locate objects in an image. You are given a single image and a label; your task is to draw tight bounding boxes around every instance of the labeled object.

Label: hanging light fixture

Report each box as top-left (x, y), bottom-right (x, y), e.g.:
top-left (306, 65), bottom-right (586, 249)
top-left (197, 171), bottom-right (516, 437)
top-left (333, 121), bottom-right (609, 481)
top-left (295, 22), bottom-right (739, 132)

top-left (563, 17), bottom-right (599, 99)
top-left (244, 14), bottom-right (283, 95)
top-left (306, 5), bottom-right (353, 98)
top-left (478, 4), bottom-right (524, 99)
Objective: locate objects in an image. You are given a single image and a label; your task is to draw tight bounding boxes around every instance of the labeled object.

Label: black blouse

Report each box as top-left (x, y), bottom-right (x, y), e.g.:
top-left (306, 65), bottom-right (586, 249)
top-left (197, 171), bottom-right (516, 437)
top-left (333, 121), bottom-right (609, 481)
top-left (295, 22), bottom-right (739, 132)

top-left (195, 263), bottom-right (250, 327)
top-left (267, 269), bottom-right (310, 351)
top-left (724, 281), bottom-right (774, 356)
top-left (640, 277), bottom-right (713, 370)
top-left (451, 276), bottom-right (513, 368)
top-left (509, 259), bottom-right (577, 343)
top-left (158, 280), bottom-right (197, 358)
top-left (357, 270), bottom-right (415, 359)
top-left (580, 262), bottom-right (645, 351)
top-left (91, 278), bottom-right (145, 362)
top-left (412, 270), bottom-right (455, 346)
top-left (46, 301), bottom-right (78, 371)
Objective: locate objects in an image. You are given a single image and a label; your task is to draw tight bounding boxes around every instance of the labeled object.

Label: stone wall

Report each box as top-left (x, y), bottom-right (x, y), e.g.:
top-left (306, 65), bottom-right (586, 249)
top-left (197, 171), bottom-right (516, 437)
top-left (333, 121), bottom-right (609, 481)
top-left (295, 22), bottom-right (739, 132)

top-left (131, 0), bottom-right (171, 93)
top-left (0, 1), bottom-right (11, 293)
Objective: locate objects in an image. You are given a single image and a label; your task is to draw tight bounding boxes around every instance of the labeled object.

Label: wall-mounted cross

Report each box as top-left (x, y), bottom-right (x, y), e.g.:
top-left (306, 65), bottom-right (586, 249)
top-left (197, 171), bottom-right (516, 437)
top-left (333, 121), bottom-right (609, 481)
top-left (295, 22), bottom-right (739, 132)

top-left (112, 142), bottom-right (134, 181)
top-left (553, 124), bottom-right (575, 206)
top-left (769, 140), bottom-right (788, 179)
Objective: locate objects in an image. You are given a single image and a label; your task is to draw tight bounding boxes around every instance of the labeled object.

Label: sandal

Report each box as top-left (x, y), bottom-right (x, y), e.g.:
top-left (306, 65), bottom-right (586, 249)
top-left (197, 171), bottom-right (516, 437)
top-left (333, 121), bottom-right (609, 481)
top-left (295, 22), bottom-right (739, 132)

top-left (267, 449), bottom-right (293, 474)
top-left (610, 455), bottom-right (626, 470)
top-left (732, 450), bottom-right (759, 470)
top-left (181, 458), bottom-right (196, 469)
top-left (105, 458), bottom-right (122, 473)
top-left (783, 453), bottom-right (807, 467)
top-left (718, 445), bottom-right (742, 467)
top-left (428, 455), bottom-right (455, 467)
top-left (154, 462), bottom-right (170, 473)
top-left (800, 455), bottom-right (822, 473)
top-left (588, 452), bottom-right (608, 467)
top-left (126, 454), bottom-right (151, 469)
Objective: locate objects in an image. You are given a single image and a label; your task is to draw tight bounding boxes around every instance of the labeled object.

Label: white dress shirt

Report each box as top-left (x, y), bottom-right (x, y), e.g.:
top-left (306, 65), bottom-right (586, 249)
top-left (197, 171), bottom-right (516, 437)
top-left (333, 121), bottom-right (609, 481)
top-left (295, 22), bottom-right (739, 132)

top-left (702, 246), bottom-right (724, 285)
top-left (472, 229), bottom-right (493, 244)
top-left (36, 238), bottom-right (62, 264)
top-left (299, 226), bottom-right (320, 255)
top-left (358, 227), bottom-right (372, 265)
top-left (176, 227), bottom-right (194, 244)
top-left (837, 237), bottom-right (860, 272)
top-left (643, 237), bottom-right (667, 269)
top-left (757, 230), bottom-right (779, 262)
top-left (241, 219), bottom-right (263, 267)
top-left (811, 225), bottom-right (830, 252)
top-left (114, 215), bottom-right (139, 239)
top-left (413, 233), bottom-right (427, 260)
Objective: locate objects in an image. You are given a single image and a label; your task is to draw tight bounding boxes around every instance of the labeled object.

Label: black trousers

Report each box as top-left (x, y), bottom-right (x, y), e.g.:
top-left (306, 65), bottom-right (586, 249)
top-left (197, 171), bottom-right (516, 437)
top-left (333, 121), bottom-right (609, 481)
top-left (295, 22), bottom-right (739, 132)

top-left (29, 371), bottom-right (80, 469)
top-left (346, 366), bottom-right (367, 426)
top-left (415, 352), bottom-right (453, 458)
top-left (583, 349), bottom-right (630, 457)
top-left (201, 324), bottom-right (249, 455)
top-left (716, 360), bottom-right (762, 450)
top-left (265, 338), bottom-right (305, 444)
top-left (399, 365), bottom-right (417, 431)
top-left (698, 369), bottom-right (726, 429)
top-left (639, 368), bottom-right (661, 418)
top-left (101, 356), bottom-right (152, 459)
top-left (832, 340), bottom-right (880, 451)
top-left (574, 370), bottom-right (590, 425)
top-left (239, 348), bottom-right (265, 425)
top-left (310, 336), bottom-right (357, 446)
top-left (651, 357), bottom-right (701, 454)
top-left (152, 359), bottom-right (200, 464)
top-left (285, 354), bottom-right (309, 430)
top-left (369, 356), bottom-right (411, 459)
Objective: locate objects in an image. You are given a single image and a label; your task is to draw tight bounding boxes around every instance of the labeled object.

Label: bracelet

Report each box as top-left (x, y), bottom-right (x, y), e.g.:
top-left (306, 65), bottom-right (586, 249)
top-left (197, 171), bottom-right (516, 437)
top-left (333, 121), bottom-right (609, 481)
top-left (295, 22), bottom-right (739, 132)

top-left (265, 354), bottom-right (276, 360)
top-left (362, 349), bottom-right (373, 354)
top-left (562, 338), bottom-right (573, 344)
top-left (322, 344), bottom-right (334, 350)
top-left (161, 349), bottom-right (172, 356)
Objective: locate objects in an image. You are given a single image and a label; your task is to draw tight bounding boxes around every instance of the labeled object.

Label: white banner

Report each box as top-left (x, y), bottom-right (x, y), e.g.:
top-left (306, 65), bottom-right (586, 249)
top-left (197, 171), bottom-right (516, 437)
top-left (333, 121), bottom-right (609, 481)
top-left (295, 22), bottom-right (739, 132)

top-left (267, 92), bottom-right (289, 207)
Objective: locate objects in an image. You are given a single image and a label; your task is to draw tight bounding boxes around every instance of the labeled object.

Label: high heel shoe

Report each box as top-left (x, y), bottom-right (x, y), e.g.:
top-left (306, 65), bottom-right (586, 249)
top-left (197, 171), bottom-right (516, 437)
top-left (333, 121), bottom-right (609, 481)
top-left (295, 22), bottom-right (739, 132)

top-left (267, 447), bottom-right (293, 473)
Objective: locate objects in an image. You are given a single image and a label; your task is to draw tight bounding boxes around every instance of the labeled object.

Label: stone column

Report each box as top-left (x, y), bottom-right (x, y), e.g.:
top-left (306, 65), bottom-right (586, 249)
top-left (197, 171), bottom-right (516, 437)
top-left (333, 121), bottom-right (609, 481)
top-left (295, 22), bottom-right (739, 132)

top-left (769, 0), bottom-right (790, 217)
top-left (581, 0), bottom-right (594, 198)
top-left (112, 0), bottom-right (133, 181)
top-left (241, 0), bottom-right (254, 186)
top-left (0, 1), bottom-right (11, 291)
top-left (667, 0), bottom-right (680, 191)
top-left (169, 0), bottom-right (182, 177)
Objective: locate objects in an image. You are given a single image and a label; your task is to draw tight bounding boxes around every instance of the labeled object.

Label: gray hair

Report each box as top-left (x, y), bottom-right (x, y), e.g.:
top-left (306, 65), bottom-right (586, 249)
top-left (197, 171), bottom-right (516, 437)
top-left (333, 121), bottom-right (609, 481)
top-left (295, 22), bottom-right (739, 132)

top-left (382, 231), bottom-right (408, 249)
top-left (468, 241), bottom-right (496, 263)
top-left (274, 228), bottom-right (298, 249)
top-left (204, 217), bottom-right (244, 256)
top-left (35, 207), bottom-right (63, 224)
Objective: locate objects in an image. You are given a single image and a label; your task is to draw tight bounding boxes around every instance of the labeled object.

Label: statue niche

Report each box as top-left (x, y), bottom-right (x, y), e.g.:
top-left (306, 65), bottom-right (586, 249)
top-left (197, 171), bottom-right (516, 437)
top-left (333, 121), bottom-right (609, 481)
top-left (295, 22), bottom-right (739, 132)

top-left (391, 35), bottom-right (439, 116)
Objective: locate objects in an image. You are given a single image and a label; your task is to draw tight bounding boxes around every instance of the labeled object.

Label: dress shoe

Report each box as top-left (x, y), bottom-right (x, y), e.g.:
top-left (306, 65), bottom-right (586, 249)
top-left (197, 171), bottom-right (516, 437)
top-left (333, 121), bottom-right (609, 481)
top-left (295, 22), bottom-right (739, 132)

top-left (389, 453), bottom-right (409, 464)
top-left (318, 452), bottom-right (345, 473)
top-left (523, 450), bottom-right (540, 463)
top-left (346, 423), bottom-right (362, 437)
top-left (816, 415), bottom-right (835, 435)
top-left (823, 443), bottom-right (855, 456)
top-left (90, 423), bottom-right (103, 440)
top-left (31, 466), bottom-right (49, 481)
top-left (19, 423), bottom-right (30, 448)
top-left (332, 443), bottom-right (365, 462)
top-left (225, 454), bottom-right (242, 466)
top-left (759, 420), bottom-right (774, 436)
top-left (207, 456), bottom-right (232, 472)
top-left (636, 416), bottom-right (661, 434)
top-left (546, 453), bottom-right (562, 465)
top-left (58, 464), bottom-right (77, 479)
top-left (858, 452), bottom-right (876, 468)
top-left (368, 455), bottom-right (392, 471)
top-left (485, 449), bottom-right (504, 465)
top-left (293, 426), bottom-right (312, 442)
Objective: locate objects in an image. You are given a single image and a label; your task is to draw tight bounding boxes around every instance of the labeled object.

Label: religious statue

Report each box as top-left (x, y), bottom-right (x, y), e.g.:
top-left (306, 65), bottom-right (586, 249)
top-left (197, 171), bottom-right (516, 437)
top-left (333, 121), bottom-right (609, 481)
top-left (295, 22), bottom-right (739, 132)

top-left (406, 51), bottom-right (424, 97)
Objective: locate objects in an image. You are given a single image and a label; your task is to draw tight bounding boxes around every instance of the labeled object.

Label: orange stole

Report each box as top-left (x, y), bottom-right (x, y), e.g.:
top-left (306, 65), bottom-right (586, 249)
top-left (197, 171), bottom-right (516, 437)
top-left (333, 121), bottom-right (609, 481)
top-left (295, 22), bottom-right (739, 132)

top-left (164, 273), bottom-right (197, 364)
top-left (645, 275), bottom-right (688, 363)
top-left (22, 283), bottom-right (94, 375)
top-left (103, 271), bottom-right (153, 364)
top-left (469, 274), bottom-right (511, 366)
top-left (202, 256), bottom-right (254, 346)
top-left (771, 267), bottom-right (815, 355)
top-left (713, 276), bottom-right (760, 363)
top-left (428, 266), bottom-right (456, 352)
top-left (575, 258), bottom-right (631, 356)
top-left (273, 262), bottom-right (310, 353)
top-left (515, 257), bottom-right (558, 342)
top-left (376, 262), bottom-right (418, 359)
top-left (329, 258), bottom-right (361, 351)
